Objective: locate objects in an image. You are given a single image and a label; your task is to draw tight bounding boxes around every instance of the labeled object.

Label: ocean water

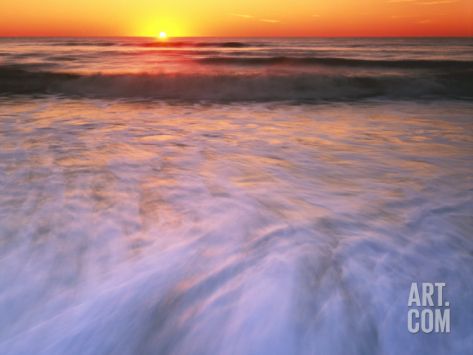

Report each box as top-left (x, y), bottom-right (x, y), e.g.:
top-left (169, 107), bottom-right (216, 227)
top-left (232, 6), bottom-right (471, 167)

top-left (0, 38), bottom-right (472, 355)
top-left (1, 37), bottom-right (472, 100)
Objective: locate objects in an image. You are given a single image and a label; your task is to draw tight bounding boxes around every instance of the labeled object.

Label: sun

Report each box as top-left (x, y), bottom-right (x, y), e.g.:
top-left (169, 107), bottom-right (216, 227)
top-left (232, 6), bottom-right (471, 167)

top-left (158, 31), bottom-right (168, 40)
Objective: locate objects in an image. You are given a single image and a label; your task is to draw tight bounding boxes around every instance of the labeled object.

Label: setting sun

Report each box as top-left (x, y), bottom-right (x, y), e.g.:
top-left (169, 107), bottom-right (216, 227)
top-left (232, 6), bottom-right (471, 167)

top-left (158, 31), bottom-right (167, 39)
top-left (0, 0), bottom-right (471, 37)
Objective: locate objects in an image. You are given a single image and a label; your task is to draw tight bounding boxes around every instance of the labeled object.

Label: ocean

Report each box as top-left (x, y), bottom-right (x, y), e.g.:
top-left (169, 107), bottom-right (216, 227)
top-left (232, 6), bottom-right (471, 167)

top-left (0, 37), bottom-right (472, 354)
top-left (1, 37), bottom-right (473, 100)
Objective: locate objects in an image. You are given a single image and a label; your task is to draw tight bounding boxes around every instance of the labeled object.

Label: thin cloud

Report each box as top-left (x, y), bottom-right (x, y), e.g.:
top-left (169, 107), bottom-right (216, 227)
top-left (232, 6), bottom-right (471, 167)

top-left (419, 0), bottom-right (458, 4)
top-left (260, 19), bottom-right (280, 23)
top-left (418, 18), bottom-right (433, 23)
top-left (231, 13), bottom-right (253, 19)
top-left (230, 14), bottom-right (280, 24)
top-left (391, 14), bottom-right (419, 18)
top-left (387, 0), bottom-right (458, 3)
top-left (312, 14), bottom-right (321, 17)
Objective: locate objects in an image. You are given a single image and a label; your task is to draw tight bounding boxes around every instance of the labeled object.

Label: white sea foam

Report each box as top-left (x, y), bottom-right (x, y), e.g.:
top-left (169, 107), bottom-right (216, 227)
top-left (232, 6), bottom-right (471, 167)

top-left (0, 99), bottom-right (472, 354)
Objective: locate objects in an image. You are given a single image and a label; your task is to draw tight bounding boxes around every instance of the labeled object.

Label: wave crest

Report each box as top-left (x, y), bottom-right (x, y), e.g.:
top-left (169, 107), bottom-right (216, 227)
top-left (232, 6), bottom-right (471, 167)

top-left (0, 65), bottom-right (472, 101)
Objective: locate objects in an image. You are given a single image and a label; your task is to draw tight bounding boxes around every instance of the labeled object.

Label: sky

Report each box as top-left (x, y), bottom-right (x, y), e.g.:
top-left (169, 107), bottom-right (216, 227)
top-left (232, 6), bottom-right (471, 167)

top-left (0, 0), bottom-right (471, 37)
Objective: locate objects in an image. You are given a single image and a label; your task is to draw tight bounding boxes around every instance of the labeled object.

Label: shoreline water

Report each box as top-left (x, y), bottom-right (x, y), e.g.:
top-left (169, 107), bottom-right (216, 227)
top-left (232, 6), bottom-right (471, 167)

top-left (0, 98), bottom-right (472, 354)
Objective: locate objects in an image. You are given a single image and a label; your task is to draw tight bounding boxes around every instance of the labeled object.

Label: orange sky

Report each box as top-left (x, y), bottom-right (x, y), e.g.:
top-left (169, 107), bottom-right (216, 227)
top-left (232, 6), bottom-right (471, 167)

top-left (0, 0), bottom-right (471, 37)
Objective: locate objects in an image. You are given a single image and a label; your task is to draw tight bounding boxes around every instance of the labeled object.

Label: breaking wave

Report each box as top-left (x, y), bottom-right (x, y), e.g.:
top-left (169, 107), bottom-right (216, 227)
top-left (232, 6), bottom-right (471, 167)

top-left (140, 41), bottom-right (260, 48)
top-left (48, 40), bottom-right (263, 48)
top-left (0, 64), bottom-right (472, 101)
top-left (197, 56), bottom-right (473, 69)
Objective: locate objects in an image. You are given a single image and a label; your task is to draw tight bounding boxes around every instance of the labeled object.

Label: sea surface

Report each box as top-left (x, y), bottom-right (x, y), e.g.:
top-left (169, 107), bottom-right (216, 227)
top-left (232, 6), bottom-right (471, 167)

top-left (0, 38), bottom-right (472, 355)
top-left (1, 37), bottom-right (473, 100)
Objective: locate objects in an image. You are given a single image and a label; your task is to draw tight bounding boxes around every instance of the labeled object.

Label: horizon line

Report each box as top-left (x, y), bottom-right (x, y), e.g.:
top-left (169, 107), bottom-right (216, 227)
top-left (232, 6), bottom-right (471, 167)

top-left (1, 35), bottom-right (472, 38)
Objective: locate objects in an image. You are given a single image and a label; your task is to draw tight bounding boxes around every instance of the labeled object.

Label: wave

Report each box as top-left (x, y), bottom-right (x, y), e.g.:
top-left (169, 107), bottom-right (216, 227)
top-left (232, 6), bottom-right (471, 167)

top-left (51, 41), bottom-right (117, 47)
top-left (50, 40), bottom-right (262, 48)
top-left (197, 56), bottom-right (473, 69)
top-left (0, 65), bottom-right (472, 101)
top-left (140, 41), bottom-right (262, 48)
